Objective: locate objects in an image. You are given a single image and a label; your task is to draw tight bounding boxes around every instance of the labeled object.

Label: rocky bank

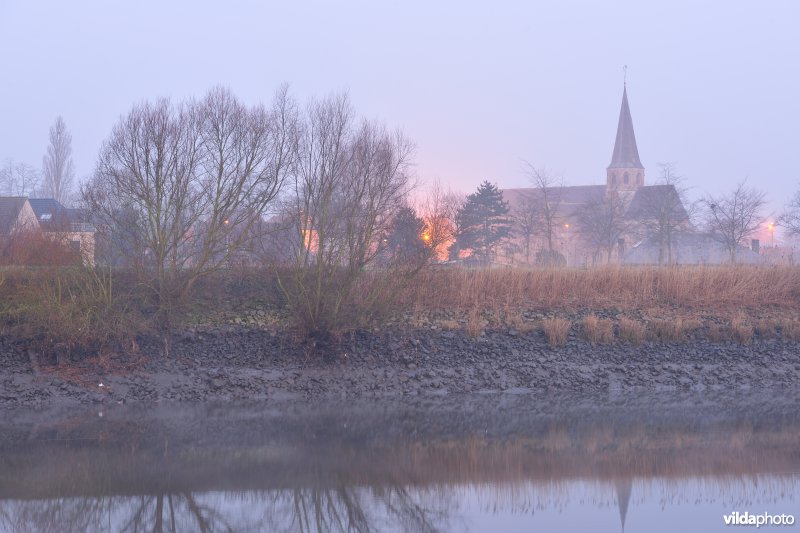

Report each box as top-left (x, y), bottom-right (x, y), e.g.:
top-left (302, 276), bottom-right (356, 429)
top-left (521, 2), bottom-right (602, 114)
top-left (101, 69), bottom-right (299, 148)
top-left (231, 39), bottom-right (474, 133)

top-left (1, 324), bottom-right (799, 408)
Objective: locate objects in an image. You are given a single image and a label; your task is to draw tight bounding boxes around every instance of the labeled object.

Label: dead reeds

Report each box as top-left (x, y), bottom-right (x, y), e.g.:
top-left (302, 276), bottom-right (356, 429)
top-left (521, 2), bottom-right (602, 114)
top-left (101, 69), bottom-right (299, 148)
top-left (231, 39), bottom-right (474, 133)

top-left (397, 266), bottom-right (800, 312)
top-left (542, 317), bottom-right (571, 346)
top-left (581, 314), bottom-right (614, 344)
top-left (618, 317), bottom-right (646, 344)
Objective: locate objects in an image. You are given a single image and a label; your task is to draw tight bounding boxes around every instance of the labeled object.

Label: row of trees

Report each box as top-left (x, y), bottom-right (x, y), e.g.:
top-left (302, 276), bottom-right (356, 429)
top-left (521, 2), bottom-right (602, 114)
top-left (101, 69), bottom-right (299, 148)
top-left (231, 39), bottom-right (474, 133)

top-left (84, 87), bottom-right (416, 342)
top-left (409, 163), bottom-right (779, 267)
top-left (0, 117), bottom-right (75, 204)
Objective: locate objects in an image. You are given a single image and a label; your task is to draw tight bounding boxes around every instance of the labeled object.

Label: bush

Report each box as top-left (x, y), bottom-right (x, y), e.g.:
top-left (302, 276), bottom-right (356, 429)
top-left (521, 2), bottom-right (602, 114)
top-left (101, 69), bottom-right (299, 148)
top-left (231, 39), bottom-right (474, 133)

top-left (0, 268), bottom-right (147, 364)
top-left (0, 231), bottom-right (82, 267)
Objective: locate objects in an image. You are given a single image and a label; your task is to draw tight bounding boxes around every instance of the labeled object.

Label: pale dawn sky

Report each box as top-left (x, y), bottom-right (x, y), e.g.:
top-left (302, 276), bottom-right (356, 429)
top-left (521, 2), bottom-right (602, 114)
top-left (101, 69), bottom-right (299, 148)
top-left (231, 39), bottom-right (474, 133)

top-left (1, 0), bottom-right (798, 215)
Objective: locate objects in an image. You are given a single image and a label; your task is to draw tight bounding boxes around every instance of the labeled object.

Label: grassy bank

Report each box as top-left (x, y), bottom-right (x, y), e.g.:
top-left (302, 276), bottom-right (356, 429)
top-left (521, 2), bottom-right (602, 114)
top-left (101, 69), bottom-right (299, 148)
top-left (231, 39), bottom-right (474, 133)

top-left (2, 265), bottom-right (800, 360)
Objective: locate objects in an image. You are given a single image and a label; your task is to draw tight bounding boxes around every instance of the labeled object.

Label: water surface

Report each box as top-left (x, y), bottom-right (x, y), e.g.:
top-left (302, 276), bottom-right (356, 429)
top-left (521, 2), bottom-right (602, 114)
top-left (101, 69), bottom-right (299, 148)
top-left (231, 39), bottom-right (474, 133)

top-left (1, 391), bottom-right (798, 532)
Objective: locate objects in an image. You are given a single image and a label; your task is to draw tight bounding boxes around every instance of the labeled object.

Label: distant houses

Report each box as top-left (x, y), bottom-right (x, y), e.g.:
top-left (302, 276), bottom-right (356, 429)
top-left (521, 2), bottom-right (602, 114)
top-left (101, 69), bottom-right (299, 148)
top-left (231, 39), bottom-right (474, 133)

top-left (0, 196), bottom-right (95, 265)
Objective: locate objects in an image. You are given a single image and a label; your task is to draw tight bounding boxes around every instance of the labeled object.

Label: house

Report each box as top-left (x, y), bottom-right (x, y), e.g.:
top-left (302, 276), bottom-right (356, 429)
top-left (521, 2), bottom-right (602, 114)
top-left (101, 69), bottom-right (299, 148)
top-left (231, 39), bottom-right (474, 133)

top-left (502, 84), bottom-right (693, 266)
top-left (0, 196), bottom-right (95, 265)
top-left (624, 232), bottom-right (762, 265)
top-left (28, 198), bottom-right (96, 265)
top-left (0, 197), bottom-right (39, 235)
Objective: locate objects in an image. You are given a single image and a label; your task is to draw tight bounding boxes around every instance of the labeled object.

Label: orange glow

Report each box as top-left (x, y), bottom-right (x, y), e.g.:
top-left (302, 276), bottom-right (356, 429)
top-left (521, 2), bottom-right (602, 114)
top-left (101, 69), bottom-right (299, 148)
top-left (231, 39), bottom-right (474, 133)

top-left (421, 216), bottom-right (453, 261)
top-left (302, 228), bottom-right (318, 253)
top-left (563, 223), bottom-right (570, 229)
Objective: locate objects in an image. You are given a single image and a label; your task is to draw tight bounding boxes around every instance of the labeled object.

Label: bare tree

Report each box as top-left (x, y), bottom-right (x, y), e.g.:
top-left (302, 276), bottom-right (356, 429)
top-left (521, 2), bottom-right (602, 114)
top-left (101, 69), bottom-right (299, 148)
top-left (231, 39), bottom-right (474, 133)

top-left (0, 159), bottom-right (40, 197)
top-left (521, 164), bottom-right (563, 261)
top-left (41, 116), bottom-right (75, 204)
top-left (637, 162), bottom-right (695, 265)
top-left (84, 87), bottom-right (296, 337)
top-left (512, 191), bottom-right (537, 264)
top-left (778, 186), bottom-right (800, 239)
top-left (704, 181), bottom-right (767, 263)
top-left (416, 179), bottom-right (463, 261)
top-left (279, 93), bottom-right (414, 342)
top-left (577, 189), bottom-right (630, 264)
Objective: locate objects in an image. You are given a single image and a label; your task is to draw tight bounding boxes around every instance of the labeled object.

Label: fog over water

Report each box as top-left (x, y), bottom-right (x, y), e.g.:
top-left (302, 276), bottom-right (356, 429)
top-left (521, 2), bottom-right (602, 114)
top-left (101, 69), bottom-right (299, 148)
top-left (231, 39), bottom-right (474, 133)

top-left (1, 391), bottom-right (798, 532)
top-left (1, 1), bottom-right (799, 215)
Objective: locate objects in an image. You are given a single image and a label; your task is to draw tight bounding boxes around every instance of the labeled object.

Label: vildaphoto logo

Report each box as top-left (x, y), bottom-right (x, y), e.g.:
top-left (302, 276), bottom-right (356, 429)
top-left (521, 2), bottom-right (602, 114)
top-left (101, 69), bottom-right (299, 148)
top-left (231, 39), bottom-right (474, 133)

top-left (723, 511), bottom-right (795, 527)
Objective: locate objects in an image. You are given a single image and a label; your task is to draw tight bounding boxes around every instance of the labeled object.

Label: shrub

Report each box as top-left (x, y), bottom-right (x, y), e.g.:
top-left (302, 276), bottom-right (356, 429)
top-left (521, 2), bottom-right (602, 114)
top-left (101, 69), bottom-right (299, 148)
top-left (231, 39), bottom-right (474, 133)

top-left (0, 268), bottom-right (146, 364)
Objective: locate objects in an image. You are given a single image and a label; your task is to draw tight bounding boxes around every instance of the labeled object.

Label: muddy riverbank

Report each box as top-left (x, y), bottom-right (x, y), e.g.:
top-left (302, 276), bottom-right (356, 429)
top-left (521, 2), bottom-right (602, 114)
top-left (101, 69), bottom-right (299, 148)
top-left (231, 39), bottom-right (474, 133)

top-left (2, 324), bottom-right (799, 408)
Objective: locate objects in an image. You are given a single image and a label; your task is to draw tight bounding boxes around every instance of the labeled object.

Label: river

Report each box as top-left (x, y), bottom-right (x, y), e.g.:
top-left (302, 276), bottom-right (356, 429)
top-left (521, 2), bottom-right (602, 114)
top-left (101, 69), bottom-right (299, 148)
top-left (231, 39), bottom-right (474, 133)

top-left (1, 390), bottom-right (798, 532)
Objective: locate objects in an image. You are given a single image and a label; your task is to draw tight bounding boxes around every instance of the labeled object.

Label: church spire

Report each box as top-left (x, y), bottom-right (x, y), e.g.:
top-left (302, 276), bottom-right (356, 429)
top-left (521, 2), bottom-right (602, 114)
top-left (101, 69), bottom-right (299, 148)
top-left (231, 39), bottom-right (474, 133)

top-left (607, 82), bottom-right (644, 190)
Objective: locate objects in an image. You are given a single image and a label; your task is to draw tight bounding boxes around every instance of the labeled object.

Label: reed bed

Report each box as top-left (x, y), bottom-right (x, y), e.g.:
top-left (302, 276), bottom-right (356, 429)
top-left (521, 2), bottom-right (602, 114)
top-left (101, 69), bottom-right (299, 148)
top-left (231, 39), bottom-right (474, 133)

top-left (397, 266), bottom-right (800, 311)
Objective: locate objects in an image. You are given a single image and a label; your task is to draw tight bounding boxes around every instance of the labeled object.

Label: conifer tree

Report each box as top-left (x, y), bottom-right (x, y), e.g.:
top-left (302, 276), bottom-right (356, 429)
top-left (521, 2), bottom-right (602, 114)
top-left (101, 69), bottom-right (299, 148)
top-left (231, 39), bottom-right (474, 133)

top-left (385, 206), bottom-right (427, 263)
top-left (450, 181), bottom-right (512, 265)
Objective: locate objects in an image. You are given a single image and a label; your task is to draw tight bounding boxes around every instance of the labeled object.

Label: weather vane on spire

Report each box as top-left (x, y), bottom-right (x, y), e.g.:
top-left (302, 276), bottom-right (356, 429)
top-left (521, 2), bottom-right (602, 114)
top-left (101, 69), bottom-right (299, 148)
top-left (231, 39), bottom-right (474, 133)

top-left (623, 65), bottom-right (628, 87)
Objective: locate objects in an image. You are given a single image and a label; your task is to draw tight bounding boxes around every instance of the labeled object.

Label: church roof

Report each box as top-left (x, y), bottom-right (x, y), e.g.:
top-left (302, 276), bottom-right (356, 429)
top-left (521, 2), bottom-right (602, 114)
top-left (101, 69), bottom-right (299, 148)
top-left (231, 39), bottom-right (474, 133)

top-left (503, 184), bottom-right (686, 223)
top-left (503, 185), bottom-right (605, 220)
top-left (608, 86), bottom-right (643, 170)
top-left (625, 184), bottom-right (688, 220)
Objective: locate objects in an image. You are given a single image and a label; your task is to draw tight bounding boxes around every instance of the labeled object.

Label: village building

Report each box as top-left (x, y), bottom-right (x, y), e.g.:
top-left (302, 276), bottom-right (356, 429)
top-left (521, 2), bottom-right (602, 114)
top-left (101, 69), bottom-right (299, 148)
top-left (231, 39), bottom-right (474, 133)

top-left (501, 85), bottom-right (771, 266)
top-left (0, 197), bottom-right (38, 235)
top-left (0, 196), bottom-right (95, 265)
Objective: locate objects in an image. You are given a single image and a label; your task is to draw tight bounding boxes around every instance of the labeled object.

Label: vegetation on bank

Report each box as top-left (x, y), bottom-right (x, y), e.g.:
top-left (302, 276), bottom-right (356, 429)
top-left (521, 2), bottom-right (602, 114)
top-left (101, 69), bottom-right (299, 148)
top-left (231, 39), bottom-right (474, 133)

top-left (2, 265), bottom-right (800, 364)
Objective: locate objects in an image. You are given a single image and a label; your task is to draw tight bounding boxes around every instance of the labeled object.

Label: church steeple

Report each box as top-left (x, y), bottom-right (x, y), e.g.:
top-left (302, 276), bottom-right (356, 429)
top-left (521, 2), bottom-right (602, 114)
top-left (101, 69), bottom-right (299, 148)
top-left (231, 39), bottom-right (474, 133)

top-left (607, 83), bottom-right (644, 191)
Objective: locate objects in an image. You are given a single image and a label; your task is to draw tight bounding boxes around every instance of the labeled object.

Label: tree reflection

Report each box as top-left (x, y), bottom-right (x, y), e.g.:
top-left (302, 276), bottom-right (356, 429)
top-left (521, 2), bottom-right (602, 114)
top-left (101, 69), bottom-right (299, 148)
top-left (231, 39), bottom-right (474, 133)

top-left (264, 484), bottom-right (451, 533)
top-left (118, 492), bottom-right (235, 533)
top-left (0, 485), bottom-right (451, 533)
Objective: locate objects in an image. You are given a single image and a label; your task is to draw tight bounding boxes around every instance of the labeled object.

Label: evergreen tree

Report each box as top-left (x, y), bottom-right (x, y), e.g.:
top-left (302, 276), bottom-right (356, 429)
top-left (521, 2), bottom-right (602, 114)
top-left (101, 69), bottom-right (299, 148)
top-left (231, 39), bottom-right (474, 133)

top-left (450, 181), bottom-right (512, 265)
top-left (385, 206), bottom-right (427, 263)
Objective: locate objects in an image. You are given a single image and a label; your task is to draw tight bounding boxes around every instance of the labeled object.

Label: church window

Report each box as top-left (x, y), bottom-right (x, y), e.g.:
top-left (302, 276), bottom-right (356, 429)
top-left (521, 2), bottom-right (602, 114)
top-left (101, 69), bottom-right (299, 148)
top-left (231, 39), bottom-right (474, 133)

top-left (611, 174), bottom-right (616, 185)
top-left (637, 172), bottom-right (642, 185)
top-left (623, 173), bottom-right (629, 185)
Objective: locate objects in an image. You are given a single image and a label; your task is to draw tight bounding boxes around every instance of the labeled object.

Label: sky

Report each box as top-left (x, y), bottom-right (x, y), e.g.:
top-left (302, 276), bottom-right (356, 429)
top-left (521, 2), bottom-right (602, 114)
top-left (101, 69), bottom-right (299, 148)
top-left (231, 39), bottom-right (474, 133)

top-left (1, 0), bottom-right (799, 217)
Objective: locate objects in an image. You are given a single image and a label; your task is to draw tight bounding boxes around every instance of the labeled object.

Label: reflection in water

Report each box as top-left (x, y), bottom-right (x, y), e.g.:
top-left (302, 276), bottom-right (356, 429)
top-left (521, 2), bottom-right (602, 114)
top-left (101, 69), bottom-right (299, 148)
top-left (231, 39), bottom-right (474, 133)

top-left (1, 391), bottom-right (799, 532)
top-left (1, 478), bottom-right (798, 532)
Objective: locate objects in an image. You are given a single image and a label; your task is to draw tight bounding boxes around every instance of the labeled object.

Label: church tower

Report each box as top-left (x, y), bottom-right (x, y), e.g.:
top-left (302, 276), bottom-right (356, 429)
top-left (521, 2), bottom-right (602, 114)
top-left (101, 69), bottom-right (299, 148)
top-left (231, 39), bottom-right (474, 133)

top-left (607, 84), bottom-right (644, 191)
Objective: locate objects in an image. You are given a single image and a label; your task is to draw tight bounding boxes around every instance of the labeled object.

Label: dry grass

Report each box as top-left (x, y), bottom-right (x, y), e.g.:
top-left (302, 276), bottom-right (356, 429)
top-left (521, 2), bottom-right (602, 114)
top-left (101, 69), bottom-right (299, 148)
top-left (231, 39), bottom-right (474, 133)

top-left (779, 319), bottom-right (800, 341)
top-left (0, 268), bottom-right (147, 362)
top-left (754, 318), bottom-right (777, 338)
top-left (466, 307), bottom-right (486, 338)
top-left (648, 317), bottom-right (700, 342)
top-left (730, 315), bottom-right (754, 344)
top-left (439, 319), bottom-right (461, 331)
top-left (542, 317), bottom-right (571, 346)
top-left (618, 317), bottom-right (646, 344)
top-left (503, 308), bottom-right (538, 333)
top-left (707, 324), bottom-right (731, 343)
top-left (399, 266), bottom-right (800, 312)
top-left (581, 314), bottom-right (614, 344)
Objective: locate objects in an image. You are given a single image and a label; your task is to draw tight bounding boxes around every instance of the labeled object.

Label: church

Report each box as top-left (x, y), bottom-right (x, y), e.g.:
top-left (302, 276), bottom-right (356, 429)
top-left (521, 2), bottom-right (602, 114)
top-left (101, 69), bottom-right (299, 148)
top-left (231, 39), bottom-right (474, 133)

top-left (501, 84), bottom-right (751, 266)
